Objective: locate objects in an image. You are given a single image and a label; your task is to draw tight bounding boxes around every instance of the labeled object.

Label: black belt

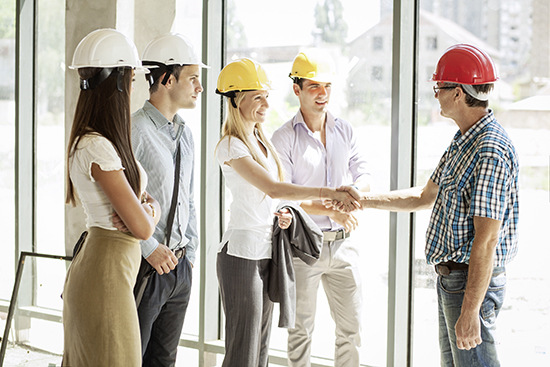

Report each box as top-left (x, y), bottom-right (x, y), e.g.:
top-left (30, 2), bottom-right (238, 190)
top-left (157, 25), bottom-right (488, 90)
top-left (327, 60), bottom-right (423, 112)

top-left (435, 261), bottom-right (469, 276)
top-left (322, 229), bottom-right (350, 242)
top-left (174, 247), bottom-right (186, 259)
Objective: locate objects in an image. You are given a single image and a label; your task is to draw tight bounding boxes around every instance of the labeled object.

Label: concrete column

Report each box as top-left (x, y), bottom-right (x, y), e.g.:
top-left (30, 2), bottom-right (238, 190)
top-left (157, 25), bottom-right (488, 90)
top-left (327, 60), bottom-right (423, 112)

top-left (64, 0), bottom-right (117, 254)
top-left (131, 0), bottom-right (176, 112)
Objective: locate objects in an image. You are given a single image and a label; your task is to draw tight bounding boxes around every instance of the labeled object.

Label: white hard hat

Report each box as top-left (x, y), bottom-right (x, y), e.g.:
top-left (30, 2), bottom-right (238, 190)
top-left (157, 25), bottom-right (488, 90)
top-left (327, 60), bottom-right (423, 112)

top-left (70, 28), bottom-right (147, 73)
top-left (142, 33), bottom-right (209, 68)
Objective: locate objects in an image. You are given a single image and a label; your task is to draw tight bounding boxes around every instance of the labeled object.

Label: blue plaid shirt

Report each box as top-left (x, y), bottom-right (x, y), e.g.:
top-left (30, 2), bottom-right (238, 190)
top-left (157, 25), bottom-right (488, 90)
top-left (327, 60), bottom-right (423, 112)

top-left (426, 110), bottom-right (519, 267)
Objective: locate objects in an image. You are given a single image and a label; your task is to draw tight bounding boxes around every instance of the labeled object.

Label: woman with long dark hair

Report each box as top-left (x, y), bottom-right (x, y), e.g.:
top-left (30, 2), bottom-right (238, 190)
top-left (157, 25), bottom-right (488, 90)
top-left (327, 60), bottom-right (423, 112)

top-left (63, 29), bottom-right (160, 366)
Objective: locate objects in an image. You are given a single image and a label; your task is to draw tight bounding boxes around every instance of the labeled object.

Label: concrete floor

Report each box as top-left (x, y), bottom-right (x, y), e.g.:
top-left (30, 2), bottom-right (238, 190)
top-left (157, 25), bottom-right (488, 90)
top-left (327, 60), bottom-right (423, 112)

top-left (2, 344), bottom-right (61, 367)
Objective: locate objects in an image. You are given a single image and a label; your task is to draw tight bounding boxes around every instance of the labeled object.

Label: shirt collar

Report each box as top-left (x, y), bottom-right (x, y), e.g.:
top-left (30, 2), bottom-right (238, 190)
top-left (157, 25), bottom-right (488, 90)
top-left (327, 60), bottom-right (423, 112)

top-left (292, 109), bottom-right (336, 132)
top-left (452, 109), bottom-right (495, 147)
top-left (142, 100), bottom-right (185, 129)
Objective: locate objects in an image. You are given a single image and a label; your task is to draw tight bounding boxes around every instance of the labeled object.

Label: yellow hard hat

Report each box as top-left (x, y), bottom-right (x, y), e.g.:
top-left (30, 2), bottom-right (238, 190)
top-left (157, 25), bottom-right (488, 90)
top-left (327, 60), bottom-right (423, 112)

top-left (216, 58), bottom-right (271, 95)
top-left (289, 52), bottom-right (333, 83)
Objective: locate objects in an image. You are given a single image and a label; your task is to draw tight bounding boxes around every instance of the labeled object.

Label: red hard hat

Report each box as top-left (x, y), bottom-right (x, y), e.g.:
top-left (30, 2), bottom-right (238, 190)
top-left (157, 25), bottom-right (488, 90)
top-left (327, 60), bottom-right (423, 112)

top-left (432, 44), bottom-right (498, 85)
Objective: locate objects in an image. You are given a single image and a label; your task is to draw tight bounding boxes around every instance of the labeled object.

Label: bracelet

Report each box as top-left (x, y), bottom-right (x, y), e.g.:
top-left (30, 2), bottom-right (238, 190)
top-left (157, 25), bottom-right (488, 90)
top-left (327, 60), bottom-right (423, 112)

top-left (146, 202), bottom-right (155, 218)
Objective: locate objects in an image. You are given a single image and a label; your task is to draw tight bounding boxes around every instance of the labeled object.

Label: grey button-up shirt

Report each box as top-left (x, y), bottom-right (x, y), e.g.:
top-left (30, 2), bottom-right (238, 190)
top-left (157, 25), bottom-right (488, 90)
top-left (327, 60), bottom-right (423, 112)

top-left (131, 100), bottom-right (198, 264)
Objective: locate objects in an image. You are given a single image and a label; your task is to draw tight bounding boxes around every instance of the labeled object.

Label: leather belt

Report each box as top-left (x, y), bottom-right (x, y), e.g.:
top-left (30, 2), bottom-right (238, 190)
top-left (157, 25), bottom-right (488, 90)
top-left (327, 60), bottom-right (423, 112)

top-left (322, 229), bottom-right (350, 242)
top-left (174, 247), bottom-right (186, 259)
top-left (435, 261), bottom-right (469, 276)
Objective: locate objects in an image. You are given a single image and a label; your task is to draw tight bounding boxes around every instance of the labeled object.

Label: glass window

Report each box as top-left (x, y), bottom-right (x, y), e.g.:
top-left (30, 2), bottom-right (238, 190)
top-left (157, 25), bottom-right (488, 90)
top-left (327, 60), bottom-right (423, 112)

top-left (224, 0), bottom-right (391, 365)
top-left (0, 0), bottom-right (16, 302)
top-left (371, 66), bottom-right (383, 81)
top-left (35, 0), bottom-right (66, 308)
top-left (414, 1), bottom-right (550, 366)
top-left (426, 35), bottom-right (437, 50)
top-left (373, 35), bottom-right (384, 51)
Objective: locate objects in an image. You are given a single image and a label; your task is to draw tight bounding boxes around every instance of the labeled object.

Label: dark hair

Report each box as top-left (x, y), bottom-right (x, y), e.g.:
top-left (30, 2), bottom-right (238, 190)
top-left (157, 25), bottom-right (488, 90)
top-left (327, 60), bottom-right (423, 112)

top-left (66, 67), bottom-right (141, 205)
top-left (149, 64), bottom-right (185, 93)
top-left (292, 77), bottom-right (305, 89)
top-left (463, 83), bottom-right (494, 108)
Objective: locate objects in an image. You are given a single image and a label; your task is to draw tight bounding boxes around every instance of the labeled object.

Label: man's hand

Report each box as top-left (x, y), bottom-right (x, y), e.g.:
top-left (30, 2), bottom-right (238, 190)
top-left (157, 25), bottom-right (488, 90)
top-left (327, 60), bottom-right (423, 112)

top-left (325, 186), bottom-right (363, 212)
top-left (455, 311), bottom-right (482, 350)
top-left (146, 244), bottom-right (179, 275)
top-left (329, 211), bottom-right (358, 232)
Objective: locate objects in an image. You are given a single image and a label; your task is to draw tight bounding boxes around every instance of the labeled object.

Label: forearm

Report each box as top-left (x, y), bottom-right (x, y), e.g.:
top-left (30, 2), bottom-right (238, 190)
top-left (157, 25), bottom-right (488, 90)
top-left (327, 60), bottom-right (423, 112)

top-left (266, 182), bottom-right (325, 201)
top-left (461, 238), bottom-right (497, 315)
top-left (361, 187), bottom-right (433, 212)
top-left (300, 200), bottom-right (334, 216)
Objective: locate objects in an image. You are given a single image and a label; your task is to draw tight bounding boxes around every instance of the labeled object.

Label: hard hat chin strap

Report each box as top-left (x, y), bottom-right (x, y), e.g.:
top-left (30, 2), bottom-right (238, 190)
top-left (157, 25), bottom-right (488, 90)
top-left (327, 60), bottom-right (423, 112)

top-left (142, 62), bottom-right (174, 87)
top-left (80, 67), bottom-right (127, 92)
top-left (215, 89), bottom-right (238, 108)
top-left (461, 84), bottom-right (490, 101)
top-left (80, 68), bottom-right (113, 90)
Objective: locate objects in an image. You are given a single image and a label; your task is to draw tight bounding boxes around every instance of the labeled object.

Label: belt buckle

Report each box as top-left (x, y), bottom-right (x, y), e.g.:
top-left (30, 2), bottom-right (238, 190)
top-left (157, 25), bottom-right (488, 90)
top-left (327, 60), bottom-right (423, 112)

top-left (435, 264), bottom-right (451, 276)
top-left (323, 231), bottom-right (337, 242)
top-left (174, 247), bottom-right (185, 259)
top-left (322, 229), bottom-right (348, 242)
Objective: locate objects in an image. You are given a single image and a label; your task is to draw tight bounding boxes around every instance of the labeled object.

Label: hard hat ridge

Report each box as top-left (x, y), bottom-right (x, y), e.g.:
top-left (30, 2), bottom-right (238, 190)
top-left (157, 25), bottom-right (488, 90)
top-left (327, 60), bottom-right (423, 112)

top-left (289, 51), bottom-right (334, 83)
top-left (216, 58), bottom-right (272, 108)
top-left (432, 43), bottom-right (498, 85)
top-left (70, 28), bottom-right (147, 91)
top-left (142, 33), bottom-right (209, 87)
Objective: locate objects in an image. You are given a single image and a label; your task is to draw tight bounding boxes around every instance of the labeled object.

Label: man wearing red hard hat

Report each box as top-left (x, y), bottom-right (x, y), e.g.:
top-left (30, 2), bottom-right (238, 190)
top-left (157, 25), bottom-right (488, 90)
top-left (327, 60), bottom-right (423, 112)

top-left (331, 44), bottom-right (519, 366)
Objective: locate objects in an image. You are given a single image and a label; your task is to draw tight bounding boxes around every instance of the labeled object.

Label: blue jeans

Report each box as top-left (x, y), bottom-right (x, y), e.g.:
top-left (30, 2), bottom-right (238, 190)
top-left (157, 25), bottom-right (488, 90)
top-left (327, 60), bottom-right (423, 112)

top-left (437, 267), bottom-right (506, 367)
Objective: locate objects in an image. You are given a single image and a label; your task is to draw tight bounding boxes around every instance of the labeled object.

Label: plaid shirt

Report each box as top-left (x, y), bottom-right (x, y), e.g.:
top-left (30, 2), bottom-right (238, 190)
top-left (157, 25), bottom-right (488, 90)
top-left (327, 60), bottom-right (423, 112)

top-left (426, 111), bottom-right (519, 267)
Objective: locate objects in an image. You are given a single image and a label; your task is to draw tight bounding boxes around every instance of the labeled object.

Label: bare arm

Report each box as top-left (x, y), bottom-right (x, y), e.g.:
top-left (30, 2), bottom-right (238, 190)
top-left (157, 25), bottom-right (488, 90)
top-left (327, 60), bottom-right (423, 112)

top-left (455, 216), bottom-right (501, 350)
top-left (228, 156), bottom-right (360, 211)
top-left (338, 179), bottom-right (439, 212)
top-left (300, 201), bottom-right (358, 232)
top-left (112, 191), bottom-right (161, 231)
top-left (92, 163), bottom-right (156, 240)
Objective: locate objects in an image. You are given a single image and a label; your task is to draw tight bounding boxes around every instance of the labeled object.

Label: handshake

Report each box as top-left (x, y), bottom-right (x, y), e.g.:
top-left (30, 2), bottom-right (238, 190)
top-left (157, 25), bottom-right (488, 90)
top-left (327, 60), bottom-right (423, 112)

top-left (324, 186), bottom-right (365, 213)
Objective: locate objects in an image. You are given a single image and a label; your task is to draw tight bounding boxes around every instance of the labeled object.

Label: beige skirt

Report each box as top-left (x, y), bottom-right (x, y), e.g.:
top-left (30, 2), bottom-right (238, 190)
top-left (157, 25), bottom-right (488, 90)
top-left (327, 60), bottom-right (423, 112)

top-left (62, 227), bottom-right (142, 367)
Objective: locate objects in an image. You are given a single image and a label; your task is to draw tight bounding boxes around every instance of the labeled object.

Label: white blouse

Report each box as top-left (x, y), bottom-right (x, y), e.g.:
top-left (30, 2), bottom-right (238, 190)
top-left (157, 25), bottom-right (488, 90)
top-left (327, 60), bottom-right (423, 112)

top-left (216, 134), bottom-right (279, 260)
top-left (69, 134), bottom-right (147, 231)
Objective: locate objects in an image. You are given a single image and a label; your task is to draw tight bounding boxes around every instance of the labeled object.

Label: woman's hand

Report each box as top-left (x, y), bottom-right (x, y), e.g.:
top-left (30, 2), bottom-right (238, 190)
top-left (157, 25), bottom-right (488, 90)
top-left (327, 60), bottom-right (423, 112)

top-left (274, 208), bottom-right (292, 229)
top-left (112, 211), bottom-right (130, 232)
top-left (324, 187), bottom-right (361, 213)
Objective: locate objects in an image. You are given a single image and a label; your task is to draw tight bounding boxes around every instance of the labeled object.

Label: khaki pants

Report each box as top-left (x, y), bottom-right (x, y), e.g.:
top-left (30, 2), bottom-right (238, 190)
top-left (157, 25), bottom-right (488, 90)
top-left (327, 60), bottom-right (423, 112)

top-left (288, 238), bottom-right (362, 367)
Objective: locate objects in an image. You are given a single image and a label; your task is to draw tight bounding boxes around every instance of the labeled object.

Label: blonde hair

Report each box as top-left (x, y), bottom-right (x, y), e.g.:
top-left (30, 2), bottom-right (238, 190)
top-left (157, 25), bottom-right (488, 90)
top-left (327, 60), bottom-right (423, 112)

top-left (217, 91), bottom-right (285, 182)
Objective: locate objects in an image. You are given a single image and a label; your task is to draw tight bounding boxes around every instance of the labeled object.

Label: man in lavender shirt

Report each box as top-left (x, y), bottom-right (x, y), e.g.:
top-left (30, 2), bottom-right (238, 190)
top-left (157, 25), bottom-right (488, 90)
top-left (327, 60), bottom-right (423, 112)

top-left (271, 51), bottom-right (371, 367)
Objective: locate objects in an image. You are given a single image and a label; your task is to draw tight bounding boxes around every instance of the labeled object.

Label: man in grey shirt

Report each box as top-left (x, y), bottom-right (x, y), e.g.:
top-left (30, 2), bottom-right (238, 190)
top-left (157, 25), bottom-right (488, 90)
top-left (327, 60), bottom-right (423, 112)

top-left (131, 33), bottom-right (207, 367)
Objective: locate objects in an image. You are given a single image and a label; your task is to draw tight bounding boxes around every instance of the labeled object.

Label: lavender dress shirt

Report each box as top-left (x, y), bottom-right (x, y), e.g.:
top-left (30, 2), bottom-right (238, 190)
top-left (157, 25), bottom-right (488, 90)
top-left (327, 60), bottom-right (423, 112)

top-left (271, 110), bottom-right (370, 230)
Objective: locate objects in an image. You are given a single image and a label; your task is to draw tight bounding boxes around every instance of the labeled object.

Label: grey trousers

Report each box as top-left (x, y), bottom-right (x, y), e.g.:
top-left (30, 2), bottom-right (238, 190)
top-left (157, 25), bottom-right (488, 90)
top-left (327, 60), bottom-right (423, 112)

top-left (288, 238), bottom-right (362, 367)
top-left (217, 243), bottom-right (274, 367)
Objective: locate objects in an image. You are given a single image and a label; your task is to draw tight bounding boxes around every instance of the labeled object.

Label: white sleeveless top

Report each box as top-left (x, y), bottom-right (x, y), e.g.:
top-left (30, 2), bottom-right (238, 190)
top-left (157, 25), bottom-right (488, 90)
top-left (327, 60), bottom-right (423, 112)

top-left (69, 134), bottom-right (147, 230)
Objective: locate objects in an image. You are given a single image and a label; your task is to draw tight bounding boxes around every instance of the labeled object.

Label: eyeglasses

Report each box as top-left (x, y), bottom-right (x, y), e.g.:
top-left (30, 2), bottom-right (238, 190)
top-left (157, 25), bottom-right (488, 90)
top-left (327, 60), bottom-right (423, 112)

top-left (433, 85), bottom-right (457, 94)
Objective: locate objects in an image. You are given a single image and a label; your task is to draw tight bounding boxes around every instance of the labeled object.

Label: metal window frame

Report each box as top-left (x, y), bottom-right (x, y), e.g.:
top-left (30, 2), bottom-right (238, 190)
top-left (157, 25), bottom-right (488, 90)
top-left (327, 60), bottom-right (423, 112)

top-left (387, 0), bottom-right (419, 366)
